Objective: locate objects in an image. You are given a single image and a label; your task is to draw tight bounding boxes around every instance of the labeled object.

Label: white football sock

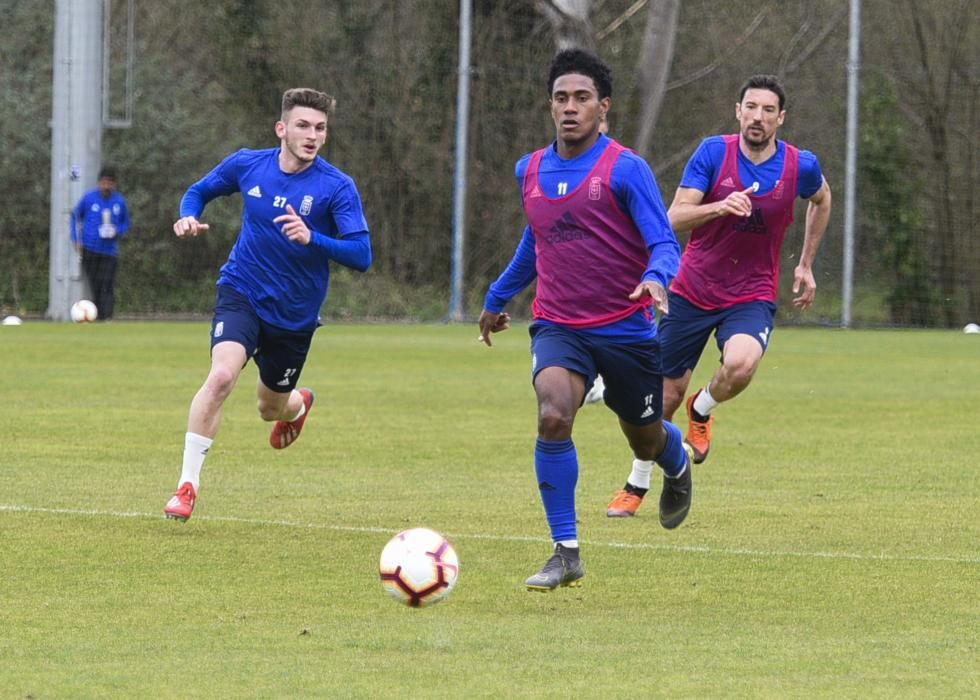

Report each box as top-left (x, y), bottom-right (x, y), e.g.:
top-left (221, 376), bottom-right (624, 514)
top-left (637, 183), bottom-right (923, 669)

top-left (693, 386), bottom-right (719, 417)
top-left (179, 432), bottom-right (212, 491)
top-left (558, 540), bottom-right (579, 549)
top-left (627, 458), bottom-right (654, 490)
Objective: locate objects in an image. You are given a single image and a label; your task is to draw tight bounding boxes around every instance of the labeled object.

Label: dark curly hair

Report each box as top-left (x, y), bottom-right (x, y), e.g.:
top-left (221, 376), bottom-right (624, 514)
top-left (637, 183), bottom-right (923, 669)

top-left (547, 48), bottom-right (612, 100)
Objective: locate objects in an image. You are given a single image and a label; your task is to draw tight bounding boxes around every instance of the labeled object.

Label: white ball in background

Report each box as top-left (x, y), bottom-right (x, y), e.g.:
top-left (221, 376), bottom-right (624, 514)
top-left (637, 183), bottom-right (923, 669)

top-left (963, 323), bottom-right (980, 334)
top-left (70, 300), bottom-right (98, 323)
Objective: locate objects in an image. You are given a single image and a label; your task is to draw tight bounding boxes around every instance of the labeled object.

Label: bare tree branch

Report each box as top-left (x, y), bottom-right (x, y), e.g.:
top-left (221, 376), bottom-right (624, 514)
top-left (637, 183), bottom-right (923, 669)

top-left (778, 1), bottom-right (814, 75)
top-left (665, 5), bottom-right (770, 91)
top-left (897, 101), bottom-right (927, 129)
top-left (651, 116), bottom-right (729, 175)
top-left (633, 0), bottom-right (679, 158)
top-left (940, 0), bottom-right (972, 104)
top-left (596, 0), bottom-right (648, 40)
top-left (908, 0), bottom-right (944, 112)
top-left (783, 5), bottom-right (847, 75)
top-left (536, 0), bottom-right (595, 49)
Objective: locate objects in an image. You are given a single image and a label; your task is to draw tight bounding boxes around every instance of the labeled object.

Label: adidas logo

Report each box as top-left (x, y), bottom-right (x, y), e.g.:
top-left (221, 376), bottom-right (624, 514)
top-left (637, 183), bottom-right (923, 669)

top-left (247, 185), bottom-right (262, 198)
top-left (545, 212), bottom-right (590, 244)
top-left (734, 208), bottom-right (766, 234)
top-left (276, 377), bottom-right (290, 386)
top-left (640, 406), bottom-right (654, 419)
top-left (720, 176), bottom-right (735, 189)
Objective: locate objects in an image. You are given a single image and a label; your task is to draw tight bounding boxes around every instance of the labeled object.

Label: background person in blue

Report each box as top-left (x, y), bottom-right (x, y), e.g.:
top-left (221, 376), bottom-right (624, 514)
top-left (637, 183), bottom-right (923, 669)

top-left (477, 49), bottom-right (692, 592)
top-left (164, 88), bottom-right (372, 522)
top-left (70, 166), bottom-right (130, 321)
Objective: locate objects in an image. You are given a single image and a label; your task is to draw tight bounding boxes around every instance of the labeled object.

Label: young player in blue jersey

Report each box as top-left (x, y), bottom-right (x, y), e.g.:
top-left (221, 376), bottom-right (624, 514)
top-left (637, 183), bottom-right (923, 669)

top-left (607, 74), bottom-right (832, 516)
top-left (70, 166), bottom-right (131, 320)
top-left (477, 49), bottom-right (692, 592)
top-left (164, 88), bottom-right (372, 522)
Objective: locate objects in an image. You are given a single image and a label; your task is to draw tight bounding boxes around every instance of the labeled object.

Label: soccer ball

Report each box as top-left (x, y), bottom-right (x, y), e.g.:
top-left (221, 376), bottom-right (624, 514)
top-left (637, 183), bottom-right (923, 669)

top-left (70, 299), bottom-right (98, 323)
top-left (379, 528), bottom-right (459, 607)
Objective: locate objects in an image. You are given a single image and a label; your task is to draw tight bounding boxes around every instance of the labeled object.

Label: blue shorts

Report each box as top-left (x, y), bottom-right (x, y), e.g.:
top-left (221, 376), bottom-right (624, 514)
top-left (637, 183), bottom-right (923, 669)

top-left (658, 292), bottom-right (776, 378)
top-left (529, 322), bottom-right (663, 425)
top-left (210, 285), bottom-right (315, 393)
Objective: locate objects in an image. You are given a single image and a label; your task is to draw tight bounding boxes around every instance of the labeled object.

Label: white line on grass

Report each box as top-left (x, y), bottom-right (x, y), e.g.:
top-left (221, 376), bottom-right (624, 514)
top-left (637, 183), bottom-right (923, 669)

top-left (3, 503), bottom-right (979, 565)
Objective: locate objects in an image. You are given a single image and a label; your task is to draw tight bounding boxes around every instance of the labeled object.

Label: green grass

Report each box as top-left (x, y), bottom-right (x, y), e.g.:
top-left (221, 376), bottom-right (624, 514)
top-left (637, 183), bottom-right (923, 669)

top-left (1, 322), bottom-right (978, 698)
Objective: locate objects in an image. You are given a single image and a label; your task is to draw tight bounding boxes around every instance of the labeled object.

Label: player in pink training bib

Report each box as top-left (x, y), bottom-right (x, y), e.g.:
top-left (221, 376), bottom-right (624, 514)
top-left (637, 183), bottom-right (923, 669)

top-left (617, 75), bottom-right (831, 489)
top-left (478, 49), bottom-right (691, 592)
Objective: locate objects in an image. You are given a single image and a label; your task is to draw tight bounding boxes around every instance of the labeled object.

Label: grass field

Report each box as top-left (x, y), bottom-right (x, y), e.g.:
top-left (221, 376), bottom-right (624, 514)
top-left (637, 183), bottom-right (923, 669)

top-left (1, 321), bottom-right (978, 698)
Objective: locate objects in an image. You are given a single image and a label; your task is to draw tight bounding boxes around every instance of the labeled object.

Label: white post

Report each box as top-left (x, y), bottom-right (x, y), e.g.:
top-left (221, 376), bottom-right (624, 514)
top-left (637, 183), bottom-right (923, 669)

top-left (841, 0), bottom-right (861, 328)
top-left (48, 0), bottom-right (103, 321)
top-left (448, 0), bottom-right (472, 321)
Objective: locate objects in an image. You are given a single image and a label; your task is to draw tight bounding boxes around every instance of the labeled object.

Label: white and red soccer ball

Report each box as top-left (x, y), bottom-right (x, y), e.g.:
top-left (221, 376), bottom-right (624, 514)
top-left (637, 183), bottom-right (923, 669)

top-left (70, 299), bottom-right (98, 323)
top-left (379, 527), bottom-right (459, 607)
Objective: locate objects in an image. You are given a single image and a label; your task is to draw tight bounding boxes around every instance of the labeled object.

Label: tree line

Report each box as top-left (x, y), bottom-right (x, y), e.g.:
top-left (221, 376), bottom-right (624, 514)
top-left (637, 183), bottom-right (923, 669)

top-left (0, 0), bottom-right (976, 326)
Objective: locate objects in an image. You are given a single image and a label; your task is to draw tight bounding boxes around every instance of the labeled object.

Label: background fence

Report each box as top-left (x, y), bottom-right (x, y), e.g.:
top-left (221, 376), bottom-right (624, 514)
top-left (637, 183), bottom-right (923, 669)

top-left (1, 0), bottom-right (976, 327)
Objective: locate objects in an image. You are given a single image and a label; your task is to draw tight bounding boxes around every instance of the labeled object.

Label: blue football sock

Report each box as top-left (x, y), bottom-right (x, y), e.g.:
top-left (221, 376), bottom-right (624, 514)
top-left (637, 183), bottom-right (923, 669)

top-left (534, 438), bottom-right (578, 542)
top-left (657, 421), bottom-right (687, 478)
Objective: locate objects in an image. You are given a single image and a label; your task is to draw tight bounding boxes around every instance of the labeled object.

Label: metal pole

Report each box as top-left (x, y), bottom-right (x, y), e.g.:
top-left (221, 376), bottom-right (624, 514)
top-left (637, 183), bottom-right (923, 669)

top-left (448, 0), bottom-right (472, 322)
top-left (48, 0), bottom-right (104, 321)
top-left (841, 0), bottom-right (860, 328)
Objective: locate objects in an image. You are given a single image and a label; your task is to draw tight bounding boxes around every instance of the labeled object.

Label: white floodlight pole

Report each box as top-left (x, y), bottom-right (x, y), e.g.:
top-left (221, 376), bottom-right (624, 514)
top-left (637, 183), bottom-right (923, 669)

top-left (842, 0), bottom-right (861, 327)
top-left (48, 0), bottom-right (104, 321)
top-left (449, 0), bottom-right (472, 321)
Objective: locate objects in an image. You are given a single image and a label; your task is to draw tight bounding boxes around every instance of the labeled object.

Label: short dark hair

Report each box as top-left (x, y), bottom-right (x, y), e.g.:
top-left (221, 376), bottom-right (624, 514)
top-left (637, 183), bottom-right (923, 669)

top-left (547, 48), bottom-right (613, 100)
top-left (98, 166), bottom-right (116, 181)
top-left (281, 88), bottom-right (336, 119)
top-left (739, 74), bottom-right (786, 111)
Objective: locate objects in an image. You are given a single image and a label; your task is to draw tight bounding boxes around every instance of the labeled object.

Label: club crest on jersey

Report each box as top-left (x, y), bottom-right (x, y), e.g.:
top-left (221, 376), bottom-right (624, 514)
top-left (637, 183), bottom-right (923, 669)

top-left (300, 195), bottom-right (313, 216)
top-left (588, 176), bottom-right (602, 201)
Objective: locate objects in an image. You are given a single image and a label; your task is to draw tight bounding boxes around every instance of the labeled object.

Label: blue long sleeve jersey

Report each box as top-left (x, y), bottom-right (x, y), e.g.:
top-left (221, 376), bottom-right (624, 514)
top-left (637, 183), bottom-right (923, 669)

top-left (485, 134), bottom-right (679, 342)
top-left (180, 148), bottom-right (372, 331)
top-left (71, 189), bottom-right (130, 257)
